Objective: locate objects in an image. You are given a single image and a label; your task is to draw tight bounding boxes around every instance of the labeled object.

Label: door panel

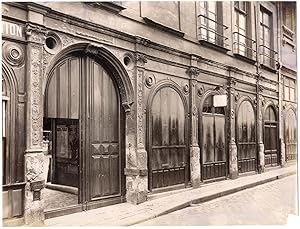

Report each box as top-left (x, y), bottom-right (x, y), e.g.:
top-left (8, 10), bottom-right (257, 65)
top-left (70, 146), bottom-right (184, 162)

top-left (202, 114), bottom-right (226, 181)
top-left (264, 106), bottom-right (278, 167)
top-left (150, 87), bottom-right (187, 190)
top-left (202, 115), bottom-right (214, 163)
top-left (237, 101), bottom-right (257, 173)
top-left (285, 110), bottom-right (297, 160)
top-left (89, 59), bottom-right (120, 200)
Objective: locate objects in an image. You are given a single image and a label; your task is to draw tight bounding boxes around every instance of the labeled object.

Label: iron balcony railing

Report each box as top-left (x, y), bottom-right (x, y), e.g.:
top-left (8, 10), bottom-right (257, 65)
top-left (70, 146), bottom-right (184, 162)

top-left (198, 14), bottom-right (229, 49)
top-left (233, 32), bottom-right (257, 60)
top-left (259, 45), bottom-right (278, 69)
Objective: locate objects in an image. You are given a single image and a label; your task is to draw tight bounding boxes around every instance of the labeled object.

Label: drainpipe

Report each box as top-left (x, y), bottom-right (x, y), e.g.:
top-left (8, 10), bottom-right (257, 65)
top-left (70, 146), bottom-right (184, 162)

top-left (254, 2), bottom-right (264, 173)
top-left (276, 2), bottom-right (286, 167)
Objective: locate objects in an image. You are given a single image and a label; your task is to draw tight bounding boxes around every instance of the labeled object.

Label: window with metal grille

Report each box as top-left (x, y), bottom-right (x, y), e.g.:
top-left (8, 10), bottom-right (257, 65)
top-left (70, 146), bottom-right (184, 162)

top-left (259, 6), bottom-right (277, 69)
top-left (198, 1), bottom-right (228, 48)
top-left (233, 2), bottom-right (256, 59)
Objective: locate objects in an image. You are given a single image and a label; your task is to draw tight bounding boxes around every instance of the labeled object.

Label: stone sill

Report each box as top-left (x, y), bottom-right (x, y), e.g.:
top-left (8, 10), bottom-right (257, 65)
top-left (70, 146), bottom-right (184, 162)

top-left (199, 39), bottom-right (230, 53)
top-left (143, 17), bottom-right (185, 38)
top-left (233, 53), bottom-right (256, 65)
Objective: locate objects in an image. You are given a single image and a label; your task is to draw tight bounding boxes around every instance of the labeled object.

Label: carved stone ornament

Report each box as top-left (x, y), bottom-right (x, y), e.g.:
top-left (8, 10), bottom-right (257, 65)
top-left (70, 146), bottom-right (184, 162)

top-left (183, 83), bottom-right (189, 95)
top-left (25, 23), bottom-right (47, 43)
top-left (192, 106), bottom-right (197, 116)
top-left (231, 109), bottom-right (235, 119)
top-left (258, 85), bottom-right (264, 93)
top-left (197, 84), bottom-right (205, 97)
top-left (122, 101), bottom-right (132, 113)
top-left (145, 74), bottom-right (156, 88)
top-left (85, 44), bottom-right (100, 56)
top-left (2, 43), bottom-right (25, 67)
top-left (228, 77), bottom-right (237, 86)
top-left (186, 67), bottom-right (200, 78)
top-left (31, 45), bottom-right (43, 146)
top-left (60, 34), bottom-right (75, 47)
top-left (135, 53), bottom-right (147, 65)
top-left (234, 92), bottom-right (239, 102)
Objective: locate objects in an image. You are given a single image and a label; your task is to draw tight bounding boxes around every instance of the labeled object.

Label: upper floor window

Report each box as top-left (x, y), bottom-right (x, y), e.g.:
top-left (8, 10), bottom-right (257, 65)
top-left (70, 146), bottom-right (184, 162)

top-left (198, 1), bottom-right (228, 49)
top-left (283, 2), bottom-right (295, 32)
top-left (284, 77), bottom-right (296, 102)
top-left (259, 6), bottom-right (277, 69)
top-left (282, 2), bottom-right (296, 47)
top-left (233, 2), bottom-right (256, 59)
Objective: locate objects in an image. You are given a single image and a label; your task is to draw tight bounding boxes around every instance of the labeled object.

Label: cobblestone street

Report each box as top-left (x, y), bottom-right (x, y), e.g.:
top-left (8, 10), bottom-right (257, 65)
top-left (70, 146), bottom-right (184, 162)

top-left (135, 175), bottom-right (298, 226)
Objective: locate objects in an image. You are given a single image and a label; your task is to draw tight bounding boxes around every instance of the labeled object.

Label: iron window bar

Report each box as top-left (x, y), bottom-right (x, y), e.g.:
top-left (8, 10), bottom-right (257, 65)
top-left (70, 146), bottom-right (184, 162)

top-left (198, 14), bottom-right (229, 48)
top-left (233, 31), bottom-right (257, 59)
top-left (259, 45), bottom-right (278, 68)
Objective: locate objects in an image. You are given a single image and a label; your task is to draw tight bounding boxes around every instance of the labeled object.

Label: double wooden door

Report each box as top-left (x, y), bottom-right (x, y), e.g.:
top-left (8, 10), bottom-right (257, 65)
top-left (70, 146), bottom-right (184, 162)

top-left (284, 109), bottom-right (297, 161)
top-left (264, 106), bottom-right (279, 166)
top-left (44, 53), bottom-right (124, 207)
top-left (149, 87), bottom-right (189, 190)
top-left (236, 101), bottom-right (257, 173)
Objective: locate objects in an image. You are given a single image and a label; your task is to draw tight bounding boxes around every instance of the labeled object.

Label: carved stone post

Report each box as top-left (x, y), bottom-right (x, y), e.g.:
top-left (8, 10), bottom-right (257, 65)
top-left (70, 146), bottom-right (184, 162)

top-left (227, 74), bottom-right (238, 179)
top-left (257, 75), bottom-right (265, 173)
top-left (186, 63), bottom-right (201, 188)
top-left (24, 23), bottom-right (47, 225)
top-left (124, 37), bottom-right (149, 204)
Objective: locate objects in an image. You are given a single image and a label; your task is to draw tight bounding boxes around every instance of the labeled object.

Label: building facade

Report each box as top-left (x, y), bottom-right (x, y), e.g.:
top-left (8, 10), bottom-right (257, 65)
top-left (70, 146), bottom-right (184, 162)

top-left (1, 1), bottom-right (297, 226)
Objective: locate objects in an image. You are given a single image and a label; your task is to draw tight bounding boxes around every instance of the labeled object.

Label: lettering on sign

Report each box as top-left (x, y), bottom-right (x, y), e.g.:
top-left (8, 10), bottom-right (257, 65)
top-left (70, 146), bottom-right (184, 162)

top-left (2, 21), bottom-right (24, 38)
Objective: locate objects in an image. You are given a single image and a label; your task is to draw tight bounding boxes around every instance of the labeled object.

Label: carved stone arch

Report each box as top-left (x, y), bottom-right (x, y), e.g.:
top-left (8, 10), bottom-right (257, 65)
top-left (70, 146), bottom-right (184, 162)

top-left (235, 95), bottom-right (257, 119)
top-left (283, 104), bottom-right (297, 120)
top-left (262, 100), bottom-right (279, 122)
top-left (146, 79), bottom-right (189, 115)
top-left (43, 42), bottom-right (134, 112)
top-left (199, 89), bottom-right (223, 114)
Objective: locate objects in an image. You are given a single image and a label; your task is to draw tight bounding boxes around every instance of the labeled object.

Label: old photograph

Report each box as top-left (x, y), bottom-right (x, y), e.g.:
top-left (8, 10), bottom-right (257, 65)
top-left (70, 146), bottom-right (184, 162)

top-left (1, 1), bottom-right (298, 226)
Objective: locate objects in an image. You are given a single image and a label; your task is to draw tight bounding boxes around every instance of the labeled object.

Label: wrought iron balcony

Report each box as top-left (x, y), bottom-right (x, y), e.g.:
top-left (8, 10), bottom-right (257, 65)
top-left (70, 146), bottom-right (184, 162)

top-left (198, 14), bottom-right (229, 51)
top-left (233, 32), bottom-right (257, 62)
top-left (259, 45), bottom-right (278, 70)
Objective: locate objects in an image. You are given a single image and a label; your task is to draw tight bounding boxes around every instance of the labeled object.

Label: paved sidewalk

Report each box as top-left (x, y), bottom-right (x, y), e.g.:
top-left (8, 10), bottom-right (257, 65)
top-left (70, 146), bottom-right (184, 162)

top-left (45, 164), bottom-right (297, 226)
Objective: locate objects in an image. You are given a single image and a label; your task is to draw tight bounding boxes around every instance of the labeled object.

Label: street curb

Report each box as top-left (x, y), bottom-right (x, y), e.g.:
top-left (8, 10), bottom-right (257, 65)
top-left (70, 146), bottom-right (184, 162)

top-left (127, 171), bottom-right (296, 226)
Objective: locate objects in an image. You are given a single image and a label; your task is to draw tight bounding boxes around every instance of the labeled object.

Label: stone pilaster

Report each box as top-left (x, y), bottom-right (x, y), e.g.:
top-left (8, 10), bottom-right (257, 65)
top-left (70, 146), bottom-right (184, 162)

top-left (278, 69), bottom-right (286, 167)
top-left (257, 75), bottom-right (265, 173)
top-left (125, 36), bottom-right (149, 204)
top-left (24, 22), bottom-right (47, 225)
top-left (227, 74), bottom-right (238, 179)
top-left (186, 63), bottom-right (201, 188)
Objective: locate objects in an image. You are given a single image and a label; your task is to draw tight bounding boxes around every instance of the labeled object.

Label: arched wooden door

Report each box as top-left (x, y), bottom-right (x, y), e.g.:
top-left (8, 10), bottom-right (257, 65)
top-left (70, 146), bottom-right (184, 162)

top-left (201, 95), bottom-right (227, 181)
top-left (284, 109), bottom-right (297, 161)
top-left (44, 53), bottom-right (124, 207)
top-left (149, 87), bottom-right (188, 190)
top-left (264, 106), bottom-right (279, 166)
top-left (236, 100), bottom-right (257, 173)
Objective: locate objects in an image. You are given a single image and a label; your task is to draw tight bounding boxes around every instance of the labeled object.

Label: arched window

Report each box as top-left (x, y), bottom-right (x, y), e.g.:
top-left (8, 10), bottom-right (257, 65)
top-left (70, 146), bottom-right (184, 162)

top-left (149, 86), bottom-right (188, 190)
top-left (236, 100), bottom-right (256, 173)
top-left (285, 109), bottom-right (297, 161)
top-left (264, 105), bottom-right (279, 166)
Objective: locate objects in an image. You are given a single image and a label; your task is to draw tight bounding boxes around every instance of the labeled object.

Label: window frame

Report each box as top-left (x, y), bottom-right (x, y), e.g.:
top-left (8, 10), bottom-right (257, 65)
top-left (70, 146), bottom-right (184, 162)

top-left (284, 77), bottom-right (296, 102)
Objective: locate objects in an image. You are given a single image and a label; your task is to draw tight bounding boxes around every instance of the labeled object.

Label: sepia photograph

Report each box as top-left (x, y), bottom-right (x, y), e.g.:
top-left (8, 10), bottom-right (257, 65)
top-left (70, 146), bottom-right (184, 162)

top-left (1, 0), bottom-right (298, 226)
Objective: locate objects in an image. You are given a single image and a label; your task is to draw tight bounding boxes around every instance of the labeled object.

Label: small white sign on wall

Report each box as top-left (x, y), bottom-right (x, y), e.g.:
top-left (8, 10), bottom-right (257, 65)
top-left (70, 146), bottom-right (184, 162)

top-left (213, 95), bottom-right (227, 107)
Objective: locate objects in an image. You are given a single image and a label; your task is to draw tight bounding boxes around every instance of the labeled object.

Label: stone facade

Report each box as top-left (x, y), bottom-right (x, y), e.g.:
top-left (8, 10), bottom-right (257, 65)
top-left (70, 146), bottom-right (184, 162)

top-left (1, 1), bottom-right (296, 226)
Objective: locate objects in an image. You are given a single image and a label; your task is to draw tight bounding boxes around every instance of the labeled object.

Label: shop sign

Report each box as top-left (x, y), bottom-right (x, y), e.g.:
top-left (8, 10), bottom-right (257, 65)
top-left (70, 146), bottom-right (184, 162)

top-left (2, 21), bottom-right (24, 39)
top-left (213, 94), bottom-right (227, 107)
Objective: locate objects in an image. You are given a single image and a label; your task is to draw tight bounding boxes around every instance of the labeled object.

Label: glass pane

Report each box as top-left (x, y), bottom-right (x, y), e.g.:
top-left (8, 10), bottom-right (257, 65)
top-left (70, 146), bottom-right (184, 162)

top-left (240, 14), bottom-right (246, 30)
top-left (263, 12), bottom-right (270, 26)
top-left (260, 10), bottom-right (263, 23)
top-left (290, 79), bottom-right (295, 88)
top-left (240, 1), bottom-right (246, 12)
top-left (284, 86), bottom-right (290, 100)
top-left (56, 125), bottom-right (70, 158)
top-left (290, 88), bottom-right (295, 101)
top-left (269, 107), bottom-right (276, 121)
top-left (208, 1), bottom-right (216, 15)
top-left (203, 95), bottom-right (213, 113)
top-left (215, 116), bottom-right (225, 161)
